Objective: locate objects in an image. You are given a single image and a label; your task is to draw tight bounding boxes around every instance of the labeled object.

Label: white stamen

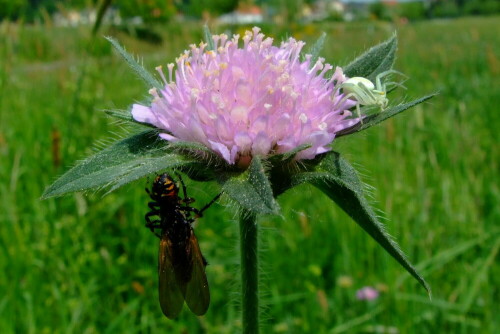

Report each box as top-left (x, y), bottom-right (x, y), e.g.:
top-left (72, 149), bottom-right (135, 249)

top-left (299, 113), bottom-right (308, 123)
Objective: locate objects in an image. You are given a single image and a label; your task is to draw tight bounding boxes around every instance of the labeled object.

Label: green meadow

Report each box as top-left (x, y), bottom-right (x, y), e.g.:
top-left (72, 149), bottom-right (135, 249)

top-left (0, 16), bottom-right (498, 333)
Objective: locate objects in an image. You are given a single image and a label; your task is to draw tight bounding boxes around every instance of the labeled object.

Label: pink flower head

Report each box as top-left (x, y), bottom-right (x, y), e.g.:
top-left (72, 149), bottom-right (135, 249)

top-left (356, 286), bottom-right (380, 301)
top-left (132, 27), bottom-right (358, 166)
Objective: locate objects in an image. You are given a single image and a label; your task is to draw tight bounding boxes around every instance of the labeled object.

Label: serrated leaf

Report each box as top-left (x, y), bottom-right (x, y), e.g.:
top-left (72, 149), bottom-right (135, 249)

top-left (220, 156), bottom-right (279, 215)
top-left (336, 93), bottom-right (437, 137)
top-left (104, 109), bottom-right (135, 122)
top-left (292, 151), bottom-right (430, 293)
top-left (105, 155), bottom-right (203, 194)
top-left (307, 32), bottom-right (326, 68)
top-left (203, 25), bottom-right (215, 51)
top-left (106, 36), bottom-right (162, 90)
top-left (42, 131), bottom-right (198, 198)
top-left (344, 34), bottom-right (397, 82)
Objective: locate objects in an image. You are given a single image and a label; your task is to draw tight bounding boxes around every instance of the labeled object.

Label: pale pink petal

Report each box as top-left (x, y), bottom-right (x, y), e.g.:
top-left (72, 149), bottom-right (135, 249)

top-left (234, 132), bottom-right (252, 153)
top-left (131, 104), bottom-right (164, 128)
top-left (159, 133), bottom-right (178, 141)
top-left (252, 132), bottom-right (272, 156)
top-left (209, 140), bottom-right (231, 164)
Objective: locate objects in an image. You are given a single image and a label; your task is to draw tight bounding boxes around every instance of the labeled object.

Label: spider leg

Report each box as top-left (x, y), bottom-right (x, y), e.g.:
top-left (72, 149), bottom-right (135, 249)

top-left (358, 84), bottom-right (385, 110)
top-left (335, 92), bottom-right (356, 110)
top-left (375, 73), bottom-right (384, 91)
top-left (376, 69), bottom-right (407, 81)
top-left (352, 84), bottom-right (375, 111)
top-left (355, 84), bottom-right (387, 115)
top-left (355, 103), bottom-right (362, 123)
top-left (355, 83), bottom-right (373, 105)
top-left (330, 84), bottom-right (342, 100)
top-left (386, 80), bottom-right (407, 91)
top-left (376, 70), bottom-right (408, 91)
top-left (334, 92), bottom-right (364, 122)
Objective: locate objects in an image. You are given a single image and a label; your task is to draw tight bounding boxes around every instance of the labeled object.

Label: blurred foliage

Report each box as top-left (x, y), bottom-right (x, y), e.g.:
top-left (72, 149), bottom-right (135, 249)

top-left (365, 0), bottom-right (500, 22)
top-left (119, 0), bottom-right (176, 23)
top-left (0, 0), bottom-right (97, 21)
top-left (369, 1), bottom-right (392, 21)
top-left (268, 0), bottom-right (305, 23)
top-left (0, 0), bottom-right (29, 20)
top-left (431, 0), bottom-right (461, 17)
top-left (398, 1), bottom-right (426, 21)
top-left (1, 0), bottom-right (500, 23)
top-left (462, 0), bottom-right (500, 15)
top-left (428, 0), bottom-right (500, 18)
top-left (176, 0), bottom-right (238, 19)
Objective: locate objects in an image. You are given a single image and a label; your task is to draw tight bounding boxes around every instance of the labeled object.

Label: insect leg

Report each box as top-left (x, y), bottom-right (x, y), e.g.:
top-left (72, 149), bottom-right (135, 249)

top-left (175, 172), bottom-right (195, 205)
top-left (179, 205), bottom-right (200, 217)
top-left (145, 217), bottom-right (161, 228)
top-left (187, 192), bottom-right (222, 218)
top-left (146, 211), bottom-right (162, 236)
top-left (148, 201), bottom-right (160, 211)
top-left (146, 210), bottom-right (160, 221)
top-left (199, 192), bottom-right (222, 215)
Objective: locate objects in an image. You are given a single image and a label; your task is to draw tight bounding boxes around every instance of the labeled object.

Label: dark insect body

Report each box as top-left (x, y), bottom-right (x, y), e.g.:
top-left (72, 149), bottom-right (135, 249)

top-left (145, 173), bottom-right (220, 319)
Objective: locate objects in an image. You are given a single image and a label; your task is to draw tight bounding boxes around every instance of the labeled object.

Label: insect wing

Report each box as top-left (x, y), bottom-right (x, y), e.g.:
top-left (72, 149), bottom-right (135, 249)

top-left (183, 230), bottom-right (210, 316)
top-left (158, 236), bottom-right (184, 319)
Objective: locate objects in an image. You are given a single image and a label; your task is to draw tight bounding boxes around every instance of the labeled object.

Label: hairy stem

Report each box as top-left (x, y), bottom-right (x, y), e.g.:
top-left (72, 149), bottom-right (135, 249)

top-left (240, 210), bottom-right (259, 334)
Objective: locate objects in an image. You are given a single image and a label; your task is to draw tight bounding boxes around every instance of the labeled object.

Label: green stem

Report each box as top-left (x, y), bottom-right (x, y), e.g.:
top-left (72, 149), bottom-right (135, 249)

top-left (239, 210), bottom-right (259, 334)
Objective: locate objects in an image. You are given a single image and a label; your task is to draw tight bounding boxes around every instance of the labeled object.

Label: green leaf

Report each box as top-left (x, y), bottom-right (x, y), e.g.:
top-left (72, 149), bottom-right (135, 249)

top-left (106, 36), bottom-right (162, 90)
top-left (220, 156), bottom-right (279, 215)
top-left (167, 140), bottom-right (227, 166)
top-left (292, 151), bottom-right (430, 293)
top-left (42, 131), bottom-right (199, 198)
top-left (203, 25), bottom-right (215, 51)
top-left (105, 155), bottom-right (203, 194)
top-left (336, 93), bottom-right (437, 137)
top-left (104, 109), bottom-right (157, 129)
top-left (104, 109), bottom-right (135, 123)
top-left (307, 32), bottom-right (326, 68)
top-left (268, 144), bottom-right (312, 165)
top-left (344, 34), bottom-right (397, 82)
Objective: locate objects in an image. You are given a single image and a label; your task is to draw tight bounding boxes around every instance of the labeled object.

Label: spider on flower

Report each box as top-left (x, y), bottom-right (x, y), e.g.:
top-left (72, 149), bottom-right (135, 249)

top-left (336, 70), bottom-right (408, 121)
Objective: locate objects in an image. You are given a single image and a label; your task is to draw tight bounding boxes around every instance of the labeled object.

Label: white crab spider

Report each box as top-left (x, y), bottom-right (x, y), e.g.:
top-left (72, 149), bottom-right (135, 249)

top-left (337, 70), bottom-right (407, 120)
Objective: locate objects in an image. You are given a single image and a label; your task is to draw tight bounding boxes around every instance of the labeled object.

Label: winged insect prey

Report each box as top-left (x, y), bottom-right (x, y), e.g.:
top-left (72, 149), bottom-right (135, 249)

top-left (145, 173), bottom-right (221, 318)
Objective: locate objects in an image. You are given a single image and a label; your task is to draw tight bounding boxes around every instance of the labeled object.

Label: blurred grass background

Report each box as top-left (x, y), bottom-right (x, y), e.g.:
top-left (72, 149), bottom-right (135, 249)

top-left (0, 16), bottom-right (499, 333)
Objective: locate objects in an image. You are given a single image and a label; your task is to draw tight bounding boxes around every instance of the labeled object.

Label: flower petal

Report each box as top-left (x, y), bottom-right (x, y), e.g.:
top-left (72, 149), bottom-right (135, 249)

top-left (209, 140), bottom-right (232, 164)
top-left (131, 104), bottom-right (165, 128)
